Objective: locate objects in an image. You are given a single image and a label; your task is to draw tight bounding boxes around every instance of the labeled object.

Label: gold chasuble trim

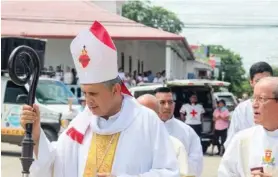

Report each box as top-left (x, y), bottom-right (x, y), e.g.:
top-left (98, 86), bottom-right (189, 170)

top-left (83, 133), bottom-right (121, 177)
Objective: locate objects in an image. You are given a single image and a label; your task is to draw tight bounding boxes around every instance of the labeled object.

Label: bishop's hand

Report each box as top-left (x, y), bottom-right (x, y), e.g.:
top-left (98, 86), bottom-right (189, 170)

top-left (20, 104), bottom-right (41, 142)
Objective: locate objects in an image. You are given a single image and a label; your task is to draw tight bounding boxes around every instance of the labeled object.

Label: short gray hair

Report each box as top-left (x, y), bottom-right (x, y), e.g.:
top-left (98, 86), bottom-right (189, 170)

top-left (102, 77), bottom-right (122, 90)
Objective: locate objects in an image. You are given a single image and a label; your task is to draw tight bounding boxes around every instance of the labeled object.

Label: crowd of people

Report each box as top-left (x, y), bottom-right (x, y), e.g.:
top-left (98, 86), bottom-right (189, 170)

top-left (40, 65), bottom-right (78, 85)
top-left (41, 65), bottom-right (166, 88)
top-left (118, 69), bottom-right (166, 87)
top-left (19, 21), bottom-right (278, 177)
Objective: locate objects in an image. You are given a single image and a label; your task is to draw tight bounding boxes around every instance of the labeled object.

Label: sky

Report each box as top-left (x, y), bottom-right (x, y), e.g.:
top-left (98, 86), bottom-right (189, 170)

top-left (152, 0), bottom-right (278, 72)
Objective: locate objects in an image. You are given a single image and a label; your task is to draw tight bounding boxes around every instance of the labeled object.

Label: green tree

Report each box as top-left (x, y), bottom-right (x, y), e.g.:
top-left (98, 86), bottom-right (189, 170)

top-left (240, 79), bottom-right (252, 96)
top-left (238, 65), bottom-right (278, 97)
top-left (122, 0), bottom-right (184, 34)
top-left (272, 65), bottom-right (278, 76)
top-left (208, 45), bottom-right (247, 96)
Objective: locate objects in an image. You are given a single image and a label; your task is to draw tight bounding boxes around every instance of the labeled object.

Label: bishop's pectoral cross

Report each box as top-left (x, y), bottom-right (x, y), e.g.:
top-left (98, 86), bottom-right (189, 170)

top-left (190, 109), bottom-right (197, 118)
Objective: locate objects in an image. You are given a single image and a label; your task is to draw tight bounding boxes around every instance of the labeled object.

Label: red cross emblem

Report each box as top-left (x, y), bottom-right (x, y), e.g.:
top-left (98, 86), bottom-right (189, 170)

top-left (190, 109), bottom-right (197, 117)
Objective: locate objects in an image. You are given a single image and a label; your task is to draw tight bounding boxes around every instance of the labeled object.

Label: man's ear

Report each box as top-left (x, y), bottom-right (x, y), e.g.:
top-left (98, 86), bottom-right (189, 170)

top-left (249, 79), bottom-right (254, 87)
top-left (112, 83), bottom-right (122, 95)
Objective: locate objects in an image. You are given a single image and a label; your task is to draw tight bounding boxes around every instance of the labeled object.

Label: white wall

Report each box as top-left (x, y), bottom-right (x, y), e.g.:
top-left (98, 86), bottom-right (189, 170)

top-left (111, 40), bottom-right (166, 74)
top-left (92, 0), bottom-right (125, 15)
top-left (185, 60), bottom-right (212, 78)
top-left (166, 42), bottom-right (187, 80)
top-left (44, 38), bottom-right (208, 79)
top-left (44, 39), bottom-right (73, 68)
top-left (43, 39), bottom-right (165, 74)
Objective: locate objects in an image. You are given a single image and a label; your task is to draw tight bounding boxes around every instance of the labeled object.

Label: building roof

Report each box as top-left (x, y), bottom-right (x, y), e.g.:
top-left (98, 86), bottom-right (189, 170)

top-left (2, 1), bottom-right (183, 40)
top-left (2, 1), bottom-right (194, 59)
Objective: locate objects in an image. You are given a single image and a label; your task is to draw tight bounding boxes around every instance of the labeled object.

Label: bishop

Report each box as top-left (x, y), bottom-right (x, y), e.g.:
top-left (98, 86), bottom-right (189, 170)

top-left (20, 21), bottom-right (179, 177)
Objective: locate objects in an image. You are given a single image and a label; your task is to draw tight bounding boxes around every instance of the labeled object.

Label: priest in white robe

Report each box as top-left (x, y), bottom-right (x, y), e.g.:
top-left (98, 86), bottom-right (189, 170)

top-left (224, 62), bottom-right (273, 149)
top-left (218, 77), bottom-right (278, 177)
top-left (154, 87), bottom-right (203, 177)
top-left (137, 94), bottom-right (190, 176)
top-left (20, 21), bottom-right (179, 177)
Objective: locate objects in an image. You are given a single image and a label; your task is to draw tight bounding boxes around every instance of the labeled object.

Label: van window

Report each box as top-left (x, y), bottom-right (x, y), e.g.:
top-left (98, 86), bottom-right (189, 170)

top-left (4, 81), bottom-right (28, 104)
top-left (216, 95), bottom-right (236, 111)
top-left (217, 95), bottom-right (235, 106)
top-left (36, 80), bottom-right (78, 105)
top-left (170, 86), bottom-right (213, 119)
top-left (134, 90), bottom-right (155, 98)
top-left (179, 89), bottom-right (212, 107)
top-left (133, 90), bottom-right (177, 101)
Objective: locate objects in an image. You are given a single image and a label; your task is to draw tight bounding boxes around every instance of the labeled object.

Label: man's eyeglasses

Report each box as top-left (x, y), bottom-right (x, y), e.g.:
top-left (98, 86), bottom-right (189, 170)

top-left (251, 96), bottom-right (278, 104)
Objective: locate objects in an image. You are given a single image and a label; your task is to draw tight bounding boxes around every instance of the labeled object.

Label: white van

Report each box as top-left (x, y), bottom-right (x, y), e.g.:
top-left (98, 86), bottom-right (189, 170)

top-left (214, 92), bottom-right (238, 115)
top-left (129, 79), bottom-right (230, 153)
top-left (1, 75), bottom-right (81, 145)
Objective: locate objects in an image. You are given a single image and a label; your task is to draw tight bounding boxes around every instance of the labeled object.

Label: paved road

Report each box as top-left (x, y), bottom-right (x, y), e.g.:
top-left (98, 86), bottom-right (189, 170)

top-left (1, 143), bottom-right (221, 177)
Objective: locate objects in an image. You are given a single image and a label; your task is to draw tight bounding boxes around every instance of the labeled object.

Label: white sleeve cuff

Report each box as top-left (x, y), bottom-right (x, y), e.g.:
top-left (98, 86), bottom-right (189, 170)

top-left (30, 128), bottom-right (55, 174)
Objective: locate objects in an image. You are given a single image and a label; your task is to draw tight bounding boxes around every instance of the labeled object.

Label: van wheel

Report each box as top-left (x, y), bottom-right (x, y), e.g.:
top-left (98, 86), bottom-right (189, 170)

top-left (43, 128), bottom-right (58, 142)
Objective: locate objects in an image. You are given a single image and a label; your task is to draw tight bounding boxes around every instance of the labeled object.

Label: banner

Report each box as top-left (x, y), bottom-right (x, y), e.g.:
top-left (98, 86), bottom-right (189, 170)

top-left (190, 45), bottom-right (222, 69)
top-left (190, 45), bottom-right (209, 62)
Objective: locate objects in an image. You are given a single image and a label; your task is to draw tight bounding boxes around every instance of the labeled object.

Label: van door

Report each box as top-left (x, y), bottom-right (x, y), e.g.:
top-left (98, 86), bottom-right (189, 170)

top-left (1, 80), bottom-right (8, 121)
top-left (170, 85), bottom-right (214, 133)
top-left (2, 80), bottom-right (28, 136)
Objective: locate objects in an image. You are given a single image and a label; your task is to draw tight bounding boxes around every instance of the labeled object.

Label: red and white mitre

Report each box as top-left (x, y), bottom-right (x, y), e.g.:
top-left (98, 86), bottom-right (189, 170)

top-left (70, 21), bottom-right (131, 95)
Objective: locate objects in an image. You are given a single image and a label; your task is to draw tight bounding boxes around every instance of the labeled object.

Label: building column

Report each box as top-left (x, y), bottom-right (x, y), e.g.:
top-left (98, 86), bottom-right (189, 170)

top-left (124, 41), bottom-right (133, 73)
top-left (132, 41), bottom-right (139, 73)
top-left (139, 42), bottom-right (147, 73)
top-left (183, 60), bottom-right (187, 79)
top-left (178, 55), bottom-right (183, 79)
top-left (172, 48), bottom-right (177, 79)
top-left (165, 40), bottom-right (172, 80)
top-left (178, 58), bottom-right (181, 79)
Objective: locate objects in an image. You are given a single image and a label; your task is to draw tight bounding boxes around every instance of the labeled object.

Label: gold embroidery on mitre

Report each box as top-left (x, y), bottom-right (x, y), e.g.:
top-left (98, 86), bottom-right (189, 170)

top-left (83, 133), bottom-right (121, 177)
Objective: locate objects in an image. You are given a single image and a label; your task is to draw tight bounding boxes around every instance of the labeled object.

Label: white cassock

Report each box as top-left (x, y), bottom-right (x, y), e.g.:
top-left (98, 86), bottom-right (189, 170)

top-left (30, 96), bottom-right (179, 177)
top-left (165, 117), bottom-right (203, 177)
top-left (170, 136), bottom-right (189, 176)
top-left (218, 125), bottom-right (278, 177)
top-left (224, 99), bottom-right (255, 148)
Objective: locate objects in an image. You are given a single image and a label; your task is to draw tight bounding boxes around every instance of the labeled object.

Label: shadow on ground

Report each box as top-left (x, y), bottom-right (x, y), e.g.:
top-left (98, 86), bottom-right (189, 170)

top-left (1, 151), bottom-right (21, 157)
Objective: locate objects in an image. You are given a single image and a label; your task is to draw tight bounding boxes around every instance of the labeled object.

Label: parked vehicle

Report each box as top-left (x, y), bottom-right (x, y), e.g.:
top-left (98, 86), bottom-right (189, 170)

top-left (1, 75), bottom-right (81, 145)
top-left (129, 79), bottom-right (230, 153)
top-left (214, 92), bottom-right (238, 115)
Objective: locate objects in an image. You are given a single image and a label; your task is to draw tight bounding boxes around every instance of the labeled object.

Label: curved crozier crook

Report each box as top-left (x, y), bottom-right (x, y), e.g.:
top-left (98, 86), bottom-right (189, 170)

top-left (8, 45), bottom-right (41, 105)
top-left (8, 45), bottom-right (41, 176)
